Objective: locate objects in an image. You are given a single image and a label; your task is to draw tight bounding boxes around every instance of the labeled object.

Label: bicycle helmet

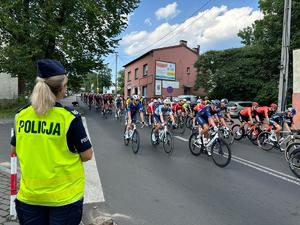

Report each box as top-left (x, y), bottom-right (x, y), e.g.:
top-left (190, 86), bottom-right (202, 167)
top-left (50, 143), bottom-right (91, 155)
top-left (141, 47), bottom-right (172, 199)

top-left (182, 99), bottom-right (187, 102)
top-left (211, 99), bottom-right (221, 108)
top-left (163, 99), bottom-right (171, 105)
top-left (153, 99), bottom-right (158, 103)
top-left (197, 99), bottom-right (202, 103)
top-left (221, 98), bottom-right (228, 105)
top-left (132, 95), bottom-right (139, 100)
top-left (174, 97), bottom-right (179, 102)
top-left (270, 103), bottom-right (278, 109)
top-left (252, 102), bottom-right (259, 107)
top-left (287, 107), bottom-right (296, 116)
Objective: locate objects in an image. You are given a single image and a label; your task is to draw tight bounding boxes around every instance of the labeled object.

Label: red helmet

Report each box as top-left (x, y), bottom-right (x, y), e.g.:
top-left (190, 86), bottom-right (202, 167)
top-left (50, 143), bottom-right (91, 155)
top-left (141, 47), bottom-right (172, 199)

top-left (252, 102), bottom-right (259, 107)
top-left (270, 103), bottom-right (278, 109)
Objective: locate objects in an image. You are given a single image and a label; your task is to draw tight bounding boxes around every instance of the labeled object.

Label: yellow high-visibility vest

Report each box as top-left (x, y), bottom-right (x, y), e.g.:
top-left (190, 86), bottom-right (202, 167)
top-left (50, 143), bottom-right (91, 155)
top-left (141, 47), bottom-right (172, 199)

top-left (15, 105), bottom-right (84, 206)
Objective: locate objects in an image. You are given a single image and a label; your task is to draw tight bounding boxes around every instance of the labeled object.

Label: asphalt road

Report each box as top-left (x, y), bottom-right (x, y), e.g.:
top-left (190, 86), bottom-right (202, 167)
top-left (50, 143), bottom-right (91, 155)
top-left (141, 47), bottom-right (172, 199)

top-left (1, 101), bottom-right (300, 225)
top-left (81, 103), bottom-right (300, 225)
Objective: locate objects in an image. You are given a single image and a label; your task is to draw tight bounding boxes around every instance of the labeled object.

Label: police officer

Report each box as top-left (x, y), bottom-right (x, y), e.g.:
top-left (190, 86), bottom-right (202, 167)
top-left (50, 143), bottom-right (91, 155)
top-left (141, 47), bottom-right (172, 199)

top-left (10, 59), bottom-right (93, 225)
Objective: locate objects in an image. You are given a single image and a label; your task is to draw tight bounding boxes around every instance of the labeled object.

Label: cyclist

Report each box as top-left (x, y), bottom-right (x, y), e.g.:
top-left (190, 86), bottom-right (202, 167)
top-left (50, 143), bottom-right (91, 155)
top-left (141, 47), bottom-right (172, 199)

top-left (125, 95), bottom-right (145, 139)
top-left (147, 99), bottom-right (158, 126)
top-left (192, 99), bottom-right (205, 128)
top-left (115, 94), bottom-right (123, 117)
top-left (269, 107), bottom-right (297, 142)
top-left (195, 100), bottom-right (222, 151)
top-left (238, 102), bottom-right (258, 129)
top-left (152, 99), bottom-right (176, 142)
top-left (204, 96), bottom-right (210, 105)
top-left (220, 98), bottom-right (233, 124)
top-left (88, 93), bottom-right (94, 109)
top-left (255, 103), bottom-right (278, 124)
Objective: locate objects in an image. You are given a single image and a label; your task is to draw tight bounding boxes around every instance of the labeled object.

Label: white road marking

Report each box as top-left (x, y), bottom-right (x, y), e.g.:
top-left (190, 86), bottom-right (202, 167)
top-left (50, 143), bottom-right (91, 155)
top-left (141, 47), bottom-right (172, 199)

top-left (82, 117), bottom-right (105, 203)
top-left (174, 136), bottom-right (300, 186)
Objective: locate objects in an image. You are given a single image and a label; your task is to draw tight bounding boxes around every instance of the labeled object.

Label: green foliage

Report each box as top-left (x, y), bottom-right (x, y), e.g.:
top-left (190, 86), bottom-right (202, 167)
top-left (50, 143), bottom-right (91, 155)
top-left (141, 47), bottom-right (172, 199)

top-left (117, 69), bottom-right (125, 94)
top-left (0, 0), bottom-right (140, 92)
top-left (195, 0), bottom-right (300, 104)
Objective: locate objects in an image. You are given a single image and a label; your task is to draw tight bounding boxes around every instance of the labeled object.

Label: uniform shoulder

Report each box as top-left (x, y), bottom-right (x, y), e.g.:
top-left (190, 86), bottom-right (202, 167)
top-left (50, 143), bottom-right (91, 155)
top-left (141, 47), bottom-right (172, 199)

top-left (16, 104), bottom-right (31, 114)
top-left (63, 106), bottom-right (81, 118)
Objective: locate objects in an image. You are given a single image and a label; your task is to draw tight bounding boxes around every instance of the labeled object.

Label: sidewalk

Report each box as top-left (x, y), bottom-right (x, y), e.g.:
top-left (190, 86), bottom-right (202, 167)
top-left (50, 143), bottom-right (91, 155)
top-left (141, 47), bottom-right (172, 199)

top-left (0, 168), bottom-right (18, 225)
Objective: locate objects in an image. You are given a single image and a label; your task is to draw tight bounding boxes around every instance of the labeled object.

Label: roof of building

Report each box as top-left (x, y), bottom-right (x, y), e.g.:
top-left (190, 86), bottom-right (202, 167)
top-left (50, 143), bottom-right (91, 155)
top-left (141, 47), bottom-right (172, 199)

top-left (123, 44), bottom-right (199, 67)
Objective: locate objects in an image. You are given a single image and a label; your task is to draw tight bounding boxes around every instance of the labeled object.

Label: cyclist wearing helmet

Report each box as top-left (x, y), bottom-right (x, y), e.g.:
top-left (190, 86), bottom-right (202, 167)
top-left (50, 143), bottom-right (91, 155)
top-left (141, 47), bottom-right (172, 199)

top-left (255, 103), bottom-right (277, 124)
top-left (192, 99), bottom-right (205, 127)
top-left (239, 102), bottom-right (258, 124)
top-left (115, 94), bottom-right (123, 117)
top-left (195, 100), bottom-right (223, 147)
top-left (147, 98), bottom-right (158, 126)
top-left (220, 98), bottom-right (233, 122)
top-left (125, 95), bottom-right (145, 139)
top-left (152, 99), bottom-right (176, 142)
top-left (269, 107), bottom-right (296, 142)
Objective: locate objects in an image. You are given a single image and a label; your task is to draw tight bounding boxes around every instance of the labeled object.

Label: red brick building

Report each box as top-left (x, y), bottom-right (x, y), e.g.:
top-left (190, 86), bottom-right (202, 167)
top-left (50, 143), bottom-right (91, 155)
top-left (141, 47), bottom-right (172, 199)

top-left (123, 40), bottom-right (204, 98)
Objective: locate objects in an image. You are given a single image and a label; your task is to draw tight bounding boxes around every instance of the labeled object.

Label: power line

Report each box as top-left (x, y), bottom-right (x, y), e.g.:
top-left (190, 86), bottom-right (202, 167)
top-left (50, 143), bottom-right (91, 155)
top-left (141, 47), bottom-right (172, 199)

top-left (130, 0), bottom-right (214, 56)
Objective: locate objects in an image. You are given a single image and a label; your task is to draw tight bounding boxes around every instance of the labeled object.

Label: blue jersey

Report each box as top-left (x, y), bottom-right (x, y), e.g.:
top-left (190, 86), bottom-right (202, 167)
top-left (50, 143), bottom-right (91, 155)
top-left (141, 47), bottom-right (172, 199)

top-left (154, 105), bottom-right (173, 116)
top-left (127, 102), bottom-right (143, 115)
top-left (196, 105), bottom-right (222, 120)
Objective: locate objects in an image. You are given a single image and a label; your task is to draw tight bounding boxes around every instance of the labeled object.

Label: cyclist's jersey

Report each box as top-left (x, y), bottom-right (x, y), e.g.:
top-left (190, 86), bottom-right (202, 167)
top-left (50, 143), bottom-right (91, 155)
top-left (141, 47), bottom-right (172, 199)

top-left (125, 99), bottom-right (131, 108)
top-left (173, 103), bottom-right (184, 112)
top-left (115, 97), bottom-right (122, 106)
top-left (88, 94), bottom-right (93, 103)
top-left (127, 102), bottom-right (143, 115)
top-left (154, 105), bottom-right (173, 116)
top-left (196, 105), bottom-right (222, 120)
top-left (270, 112), bottom-right (286, 126)
top-left (183, 103), bottom-right (190, 111)
top-left (193, 103), bottom-right (205, 112)
top-left (219, 106), bottom-right (229, 117)
top-left (204, 100), bottom-right (211, 105)
top-left (239, 107), bottom-right (253, 117)
top-left (255, 106), bottom-right (269, 118)
top-left (148, 102), bottom-right (157, 113)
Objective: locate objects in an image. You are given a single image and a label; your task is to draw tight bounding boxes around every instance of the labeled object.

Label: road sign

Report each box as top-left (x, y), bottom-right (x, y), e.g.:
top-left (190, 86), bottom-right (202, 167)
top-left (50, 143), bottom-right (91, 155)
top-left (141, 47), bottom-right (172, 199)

top-left (167, 86), bottom-right (173, 94)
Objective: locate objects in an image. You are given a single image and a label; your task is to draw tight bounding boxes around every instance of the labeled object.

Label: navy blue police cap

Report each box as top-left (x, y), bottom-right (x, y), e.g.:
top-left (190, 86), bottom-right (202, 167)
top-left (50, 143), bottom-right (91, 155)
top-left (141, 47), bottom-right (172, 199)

top-left (37, 59), bottom-right (66, 78)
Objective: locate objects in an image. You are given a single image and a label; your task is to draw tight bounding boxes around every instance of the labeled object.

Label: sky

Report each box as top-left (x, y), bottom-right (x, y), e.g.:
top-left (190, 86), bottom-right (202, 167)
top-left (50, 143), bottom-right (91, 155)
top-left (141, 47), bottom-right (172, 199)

top-left (105, 0), bottom-right (262, 82)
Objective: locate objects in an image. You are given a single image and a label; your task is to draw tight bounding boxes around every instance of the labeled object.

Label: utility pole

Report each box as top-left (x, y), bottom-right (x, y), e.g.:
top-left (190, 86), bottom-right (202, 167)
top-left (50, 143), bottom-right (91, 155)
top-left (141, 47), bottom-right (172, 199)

top-left (115, 53), bottom-right (118, 95)
top-left (278, 0), bottom-right (292, 111)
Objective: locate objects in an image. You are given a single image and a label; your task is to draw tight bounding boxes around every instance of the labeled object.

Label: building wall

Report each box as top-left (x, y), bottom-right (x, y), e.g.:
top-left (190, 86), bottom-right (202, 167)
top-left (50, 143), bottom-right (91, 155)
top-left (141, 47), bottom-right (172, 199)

top-left (124, 44), bottom-right (205, 98)
top-left (0, 73), bottom-right (18, 100)
top-left (293, 49), bottom-right (300, 129)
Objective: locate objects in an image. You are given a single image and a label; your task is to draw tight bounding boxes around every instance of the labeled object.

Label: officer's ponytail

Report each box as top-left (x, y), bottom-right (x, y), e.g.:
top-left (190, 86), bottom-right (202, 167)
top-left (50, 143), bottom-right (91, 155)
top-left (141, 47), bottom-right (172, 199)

top-left (31, 75), bottom-right (66, 116)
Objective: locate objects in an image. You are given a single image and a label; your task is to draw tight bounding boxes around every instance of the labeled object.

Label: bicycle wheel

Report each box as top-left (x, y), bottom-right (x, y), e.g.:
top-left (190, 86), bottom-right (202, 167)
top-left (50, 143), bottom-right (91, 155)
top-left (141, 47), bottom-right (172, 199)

top-left (285, 142), bottom-right (300, 161)
top-left (123, 126), bottom-right (129, 146)
top-left (177, 118), bottom-right (186, 134)
top-left (257, 131), bottom-right (274, 151)
top-left (288, 148), bottom-right (300, 178)
top-left (211, 139), bottom-right (231, 167)
top-left (220, 128), bottom-right (234, 146)
top-left (188, 132), bottom-right (203, 156)
top-left (163, 131), bottom-right (174, 155)
top-left (150, 128), bottom-right (159, 146)
top-left (247, 128), bottom-right (260, 146)
top-left (231, 124), bottom-right (244, 141)
top-left (131, 130), bottom-right (140, 154)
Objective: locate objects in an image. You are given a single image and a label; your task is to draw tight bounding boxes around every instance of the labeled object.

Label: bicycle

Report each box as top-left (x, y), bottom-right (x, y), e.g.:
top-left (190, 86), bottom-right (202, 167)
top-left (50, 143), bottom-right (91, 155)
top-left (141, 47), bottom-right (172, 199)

top-left (123, 122), bottom-right (141, 154)
top-left (257, 130), bottom-right (300, 153)
top-left (174, 114), bottom-right (186, 134)
top-left (288, 146), bottom-right (300, 178)
top-left (151, 124), bottom-right (174, 155)
top-left (231, 122), bottom-right (264, 145)
top-left (217, 124), bottom-right (234, 146)
top-left (188, 127), bottom-right (231, 167)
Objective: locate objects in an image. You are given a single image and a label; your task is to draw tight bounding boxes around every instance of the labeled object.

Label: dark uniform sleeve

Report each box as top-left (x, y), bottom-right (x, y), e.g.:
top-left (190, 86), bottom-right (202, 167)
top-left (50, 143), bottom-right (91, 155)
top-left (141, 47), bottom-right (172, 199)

top-left (67, 116), bottom-right (92, 153)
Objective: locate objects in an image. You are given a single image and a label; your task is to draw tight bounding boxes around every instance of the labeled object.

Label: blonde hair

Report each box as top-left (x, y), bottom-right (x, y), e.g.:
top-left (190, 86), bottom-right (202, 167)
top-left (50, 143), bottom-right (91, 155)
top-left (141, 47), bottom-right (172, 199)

top-left (30, 75), bottom-right (67, 116)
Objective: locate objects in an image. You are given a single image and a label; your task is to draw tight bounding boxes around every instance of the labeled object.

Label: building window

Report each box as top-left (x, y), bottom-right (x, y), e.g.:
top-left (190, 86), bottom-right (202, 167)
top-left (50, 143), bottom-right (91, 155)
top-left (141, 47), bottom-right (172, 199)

top-left (187, 67), bottom-right (190, 74)
top-left (127, 71), bottom-right (131, 81)
top-left (142, 85), bottom-right (147, 97)
top-left (127, 89), bottom-right (131, 97)
top-left (143, 64), bottom-right (148, 76)
top-left (135, 68), bottom-right (138, 80)
top-left (134, 87), bottom-right (138, 95)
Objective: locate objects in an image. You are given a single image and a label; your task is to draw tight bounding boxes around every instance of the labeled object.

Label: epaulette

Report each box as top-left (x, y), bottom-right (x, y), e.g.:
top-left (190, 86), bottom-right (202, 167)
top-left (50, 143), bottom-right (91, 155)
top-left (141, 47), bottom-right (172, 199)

top-left (16, 104), bottom-right (31, 114)
top-left (64, 106), bottom-right (81, 118)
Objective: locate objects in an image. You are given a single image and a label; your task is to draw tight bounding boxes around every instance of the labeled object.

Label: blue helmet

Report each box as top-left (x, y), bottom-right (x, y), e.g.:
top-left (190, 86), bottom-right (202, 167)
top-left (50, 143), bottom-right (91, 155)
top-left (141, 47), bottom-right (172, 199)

top-left (287, 107), bottom-right (296, 116)
top-left (211, 99), bottom-right (221, 108)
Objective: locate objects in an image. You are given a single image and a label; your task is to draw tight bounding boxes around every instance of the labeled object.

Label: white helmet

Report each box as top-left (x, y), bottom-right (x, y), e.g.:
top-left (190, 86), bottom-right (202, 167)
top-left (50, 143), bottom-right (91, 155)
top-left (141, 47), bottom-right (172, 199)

top-left (153, 99), bottom-right (158, 103)
top-left (163, 99), bottom-right (171, 105)
top-left (132, 95), bottom-right (139, 100)
top-left (117, 94), bottom-right (120, 97)
top-left (197, 99), bottom-right (202, 103)
top-left (174, 97), bottom-right (179, 102)
top-left (182, 99), bottom-right (187, 102)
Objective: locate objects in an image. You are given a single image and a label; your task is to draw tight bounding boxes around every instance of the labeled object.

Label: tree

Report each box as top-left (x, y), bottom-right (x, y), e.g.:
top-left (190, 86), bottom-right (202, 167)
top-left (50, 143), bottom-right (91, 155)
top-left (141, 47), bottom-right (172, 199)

top-left (0, 0), bottom-right (140, 93)
top-left (84, 64), bottom-right (112, 93)
top-left (117, 69), bottom-right (125, 95)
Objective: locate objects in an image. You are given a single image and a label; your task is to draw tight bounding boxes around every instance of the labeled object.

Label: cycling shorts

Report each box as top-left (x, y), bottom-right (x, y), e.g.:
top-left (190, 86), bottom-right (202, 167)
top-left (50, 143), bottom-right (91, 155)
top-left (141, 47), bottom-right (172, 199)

top-left (196, 116), bottom-right (208, 126)
top-left (153, 114), bottom-right (162, 124)
top-left (238, 113), bottom-right (250, 122)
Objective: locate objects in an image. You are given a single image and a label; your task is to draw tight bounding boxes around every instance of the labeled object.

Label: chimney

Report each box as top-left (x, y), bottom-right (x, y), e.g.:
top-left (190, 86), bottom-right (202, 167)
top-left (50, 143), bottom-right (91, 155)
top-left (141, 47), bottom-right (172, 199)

top-left (193, 45), bottom-right (200, 54)
top-left (179, 40), bottom-right (187, 46)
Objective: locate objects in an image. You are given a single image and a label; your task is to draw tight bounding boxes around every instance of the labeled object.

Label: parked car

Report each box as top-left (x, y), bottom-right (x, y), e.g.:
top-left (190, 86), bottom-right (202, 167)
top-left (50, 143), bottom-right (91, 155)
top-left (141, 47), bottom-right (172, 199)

top-left (227, 101), bottom-right (253, 118)
top-left (177, 95), bottom-right (198, 104)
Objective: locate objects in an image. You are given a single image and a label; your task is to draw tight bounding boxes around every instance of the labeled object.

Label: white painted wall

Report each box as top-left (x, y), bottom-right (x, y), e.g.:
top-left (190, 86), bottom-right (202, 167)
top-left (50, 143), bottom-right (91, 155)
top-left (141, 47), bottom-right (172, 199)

top-left (0, 73), bottom-right (18, 99)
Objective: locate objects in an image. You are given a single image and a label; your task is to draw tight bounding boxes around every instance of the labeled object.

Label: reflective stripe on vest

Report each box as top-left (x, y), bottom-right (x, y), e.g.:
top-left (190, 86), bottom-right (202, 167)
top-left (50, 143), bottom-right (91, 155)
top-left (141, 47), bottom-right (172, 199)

top-left (15, 106), bottom-right (84, 206)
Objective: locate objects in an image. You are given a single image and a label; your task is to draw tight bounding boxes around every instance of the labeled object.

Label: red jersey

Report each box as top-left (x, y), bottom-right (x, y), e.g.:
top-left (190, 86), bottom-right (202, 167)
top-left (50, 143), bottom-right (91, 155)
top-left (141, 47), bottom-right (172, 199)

top-left (256, 106), bottom-right (269, 116)
top-left (194, 103), bottom-right (205, 112)
top-left (240, 107), bottom-right (252, 117)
